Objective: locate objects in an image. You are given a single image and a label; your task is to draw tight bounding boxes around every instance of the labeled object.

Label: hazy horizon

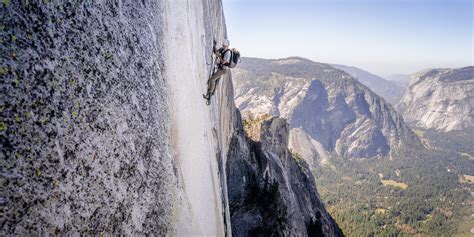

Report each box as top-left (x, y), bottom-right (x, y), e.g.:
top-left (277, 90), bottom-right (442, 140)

top-left (223, 0), bottom-right (473, 77)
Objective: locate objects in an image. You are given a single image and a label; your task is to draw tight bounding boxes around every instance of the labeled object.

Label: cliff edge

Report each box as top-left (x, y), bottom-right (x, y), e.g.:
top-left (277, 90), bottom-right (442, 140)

top-left (1, 1), bottom-right (341, 236)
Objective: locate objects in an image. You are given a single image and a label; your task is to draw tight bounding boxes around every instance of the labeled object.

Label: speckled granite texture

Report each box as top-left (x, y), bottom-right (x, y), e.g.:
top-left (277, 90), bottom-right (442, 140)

top-left (1, 1), bottom-right (176, 235)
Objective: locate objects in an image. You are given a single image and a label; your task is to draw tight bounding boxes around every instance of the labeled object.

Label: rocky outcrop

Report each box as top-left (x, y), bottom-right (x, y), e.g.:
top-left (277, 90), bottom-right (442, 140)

top-left (227, 117), bottom-right (343, 237)
top-left (332, 64), bottom-right (406, 104)
top-left (233, 57), bottom-right (420, 163)
top-left (397, 67), bottom-right (474, 132)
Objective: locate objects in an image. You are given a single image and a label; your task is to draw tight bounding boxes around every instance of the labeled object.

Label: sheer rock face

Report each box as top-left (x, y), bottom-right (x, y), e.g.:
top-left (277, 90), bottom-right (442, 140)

top-left (396, 67), bottom-right (474, 132)
top-left (227, 117), bottom-right (343, 237)
top-left (233, 57), bottom-right (419, 163)
top-left (1, 2), bottom-right (177, 235)
top-left (1, 1), bottom-right (230, 235)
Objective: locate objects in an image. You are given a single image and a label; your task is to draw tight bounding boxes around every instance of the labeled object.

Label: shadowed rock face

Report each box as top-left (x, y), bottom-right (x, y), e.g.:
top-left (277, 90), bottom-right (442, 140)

top-left (397, 67), bottom-right (474, 132)
top-left (291, 80), bottom-right (357, 151)
top-left (1, 2), bottom-right (177, 235)
top-left (227, 117), bottom-right (343, 237)
top-left (233, 57), bottom-right (419, 162)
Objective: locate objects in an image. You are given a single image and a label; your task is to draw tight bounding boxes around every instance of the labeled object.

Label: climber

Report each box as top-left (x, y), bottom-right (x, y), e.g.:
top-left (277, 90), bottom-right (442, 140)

top-left (203, 39), bottom-right (236, 104)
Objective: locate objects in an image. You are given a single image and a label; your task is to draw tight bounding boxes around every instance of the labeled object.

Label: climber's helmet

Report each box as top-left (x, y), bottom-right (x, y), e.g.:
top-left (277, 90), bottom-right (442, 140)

top-left (222, 39), bottom-right (230, 47)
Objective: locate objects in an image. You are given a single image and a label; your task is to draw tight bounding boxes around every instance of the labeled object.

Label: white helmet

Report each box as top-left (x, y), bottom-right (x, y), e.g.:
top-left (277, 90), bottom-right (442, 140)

top-left (222, 39), bottom-right (230, 46)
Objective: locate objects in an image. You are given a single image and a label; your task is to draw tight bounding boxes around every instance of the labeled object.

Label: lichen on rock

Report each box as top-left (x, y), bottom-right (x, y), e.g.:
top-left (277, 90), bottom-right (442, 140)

top-left (1, 2), bottom-right (177, 235)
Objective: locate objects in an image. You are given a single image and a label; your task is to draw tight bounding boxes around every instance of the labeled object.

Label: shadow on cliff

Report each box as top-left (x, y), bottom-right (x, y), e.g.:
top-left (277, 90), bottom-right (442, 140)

top-left (226, 112), bottom-right (344, 237)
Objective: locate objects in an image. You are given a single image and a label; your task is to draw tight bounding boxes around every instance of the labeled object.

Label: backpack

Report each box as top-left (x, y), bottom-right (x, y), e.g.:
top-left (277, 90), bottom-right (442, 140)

top-left (229, 49), bottom-right (241, 68)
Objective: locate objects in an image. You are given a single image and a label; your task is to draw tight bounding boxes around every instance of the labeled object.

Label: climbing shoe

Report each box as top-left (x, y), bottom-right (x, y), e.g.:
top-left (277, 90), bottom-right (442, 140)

top-left (203, 93), bottom-right (211, 106)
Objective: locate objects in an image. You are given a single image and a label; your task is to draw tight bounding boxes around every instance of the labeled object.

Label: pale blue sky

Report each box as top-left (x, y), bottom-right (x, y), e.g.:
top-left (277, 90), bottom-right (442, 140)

top-left (223, 0), bottom-right (473, 76)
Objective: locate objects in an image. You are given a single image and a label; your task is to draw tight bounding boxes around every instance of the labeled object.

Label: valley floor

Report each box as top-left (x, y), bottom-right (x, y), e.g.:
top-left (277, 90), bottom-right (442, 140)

top-left (313, 147), bottom-right (474, 237)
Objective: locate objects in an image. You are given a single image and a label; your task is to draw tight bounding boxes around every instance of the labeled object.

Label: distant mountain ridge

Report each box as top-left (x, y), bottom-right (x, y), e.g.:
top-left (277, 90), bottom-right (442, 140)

top-left (331, 64), bottom-right (406, 104)
top-left (386, 74), bottom-right (410, 86)
top-left (233, 57), bottom-right (420, 164)
top-left (397, 66), bottom-right (474, 132)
